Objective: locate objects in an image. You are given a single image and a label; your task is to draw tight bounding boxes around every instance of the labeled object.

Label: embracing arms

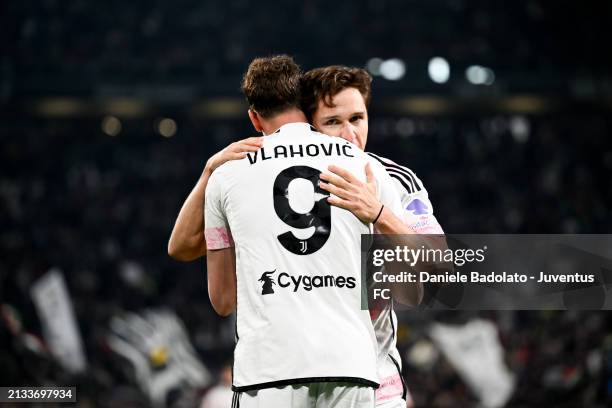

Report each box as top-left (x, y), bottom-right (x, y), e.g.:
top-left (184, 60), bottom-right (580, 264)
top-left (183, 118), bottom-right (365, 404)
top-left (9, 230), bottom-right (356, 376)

top-left (168, 137), bottom-right (263, 261)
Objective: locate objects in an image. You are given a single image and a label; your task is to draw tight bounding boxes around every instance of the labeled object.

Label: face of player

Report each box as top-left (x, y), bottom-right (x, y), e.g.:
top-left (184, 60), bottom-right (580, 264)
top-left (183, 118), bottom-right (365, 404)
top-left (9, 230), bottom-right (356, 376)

top-left (312, 87), bottom-right (369, 150)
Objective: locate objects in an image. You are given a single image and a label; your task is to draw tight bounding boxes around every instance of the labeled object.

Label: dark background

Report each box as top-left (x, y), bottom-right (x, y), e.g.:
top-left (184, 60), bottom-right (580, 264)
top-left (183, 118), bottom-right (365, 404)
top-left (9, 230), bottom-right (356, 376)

top-left (1, 1), bottom-right (612, 407)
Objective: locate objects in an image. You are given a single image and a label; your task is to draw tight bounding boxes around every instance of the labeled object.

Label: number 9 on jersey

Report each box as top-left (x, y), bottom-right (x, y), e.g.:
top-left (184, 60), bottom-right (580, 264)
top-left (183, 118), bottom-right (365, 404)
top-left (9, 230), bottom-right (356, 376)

top-left (273, 166), bottom-right (331, 255)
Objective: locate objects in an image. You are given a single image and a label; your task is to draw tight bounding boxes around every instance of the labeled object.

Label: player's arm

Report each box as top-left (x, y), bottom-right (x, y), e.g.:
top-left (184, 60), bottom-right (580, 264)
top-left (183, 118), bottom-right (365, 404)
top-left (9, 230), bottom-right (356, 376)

top-left (204, 170), bottom-right (237, 317)
top-left (168, 168), bottom-right (211, 261)
top-left (206, 247), bottom-right (237, 317)
top-left (168, 137), bottom-right (263, 261)
top-left (369, 163), bottom-right (428, 307)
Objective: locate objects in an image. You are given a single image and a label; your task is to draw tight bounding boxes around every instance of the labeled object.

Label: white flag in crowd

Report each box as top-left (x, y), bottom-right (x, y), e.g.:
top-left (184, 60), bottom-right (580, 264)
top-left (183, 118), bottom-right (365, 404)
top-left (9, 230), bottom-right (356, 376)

top-left (107, 309), bottom-right (211, 407)
top-left (430, 319), bottom-right (515, 408)
top-left (30, 268), bottom-right (88, 373)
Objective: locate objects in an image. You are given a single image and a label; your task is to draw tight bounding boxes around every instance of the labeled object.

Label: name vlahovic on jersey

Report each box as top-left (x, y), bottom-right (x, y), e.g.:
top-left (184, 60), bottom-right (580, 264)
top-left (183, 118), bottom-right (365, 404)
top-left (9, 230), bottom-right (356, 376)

top-left (247, 141), bottom-right (355, 165)
top-left (258, 269), bottom-right (356, 295)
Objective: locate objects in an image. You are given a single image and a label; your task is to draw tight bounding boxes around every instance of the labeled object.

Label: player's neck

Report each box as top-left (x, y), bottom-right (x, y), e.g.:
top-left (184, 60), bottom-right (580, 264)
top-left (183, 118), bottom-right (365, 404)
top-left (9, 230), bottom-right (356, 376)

top-left (261, 108), bottom-right (308, 135)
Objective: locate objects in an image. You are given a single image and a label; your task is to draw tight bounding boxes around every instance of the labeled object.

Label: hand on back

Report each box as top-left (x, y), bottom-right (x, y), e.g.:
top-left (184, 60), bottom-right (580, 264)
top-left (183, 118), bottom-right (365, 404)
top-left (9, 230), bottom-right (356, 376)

top-left (206, 136), bottom-right (264, 173)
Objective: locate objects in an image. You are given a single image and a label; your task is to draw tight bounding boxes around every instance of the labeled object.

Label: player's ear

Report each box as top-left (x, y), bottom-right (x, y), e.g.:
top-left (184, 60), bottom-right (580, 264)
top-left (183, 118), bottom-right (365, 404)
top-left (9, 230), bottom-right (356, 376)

top-left (248, 110), bottom-right (263, 133)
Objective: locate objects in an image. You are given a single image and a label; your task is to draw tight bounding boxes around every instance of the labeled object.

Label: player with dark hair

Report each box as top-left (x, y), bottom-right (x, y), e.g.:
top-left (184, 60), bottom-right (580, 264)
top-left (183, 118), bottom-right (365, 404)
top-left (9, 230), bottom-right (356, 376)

top-left (301, 65), bottom-right (446, 408)
top-left (203, 55), bottom-right (409, 407)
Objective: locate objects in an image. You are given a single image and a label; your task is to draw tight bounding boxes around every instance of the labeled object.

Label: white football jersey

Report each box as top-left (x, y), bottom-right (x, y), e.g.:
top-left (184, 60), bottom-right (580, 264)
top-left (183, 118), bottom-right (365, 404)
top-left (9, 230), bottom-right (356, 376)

top-left (204, 123), bottom-right (404, 391)
top-left (366, 152), bottom-right (444, 405)
top-left (367, 152), bottom-right (444, 236)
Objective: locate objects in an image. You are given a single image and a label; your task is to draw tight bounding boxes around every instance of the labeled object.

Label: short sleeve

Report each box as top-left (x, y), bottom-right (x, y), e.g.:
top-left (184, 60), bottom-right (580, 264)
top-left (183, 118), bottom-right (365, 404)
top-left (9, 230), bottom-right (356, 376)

top-left (401, 185), bottom-right (445, 234)
top-left (367, 152), bottom-right (444, 234)
top-left (204, 171), bottom-right (234, 249)
top-left (366, 156), bottom-right (405, 220)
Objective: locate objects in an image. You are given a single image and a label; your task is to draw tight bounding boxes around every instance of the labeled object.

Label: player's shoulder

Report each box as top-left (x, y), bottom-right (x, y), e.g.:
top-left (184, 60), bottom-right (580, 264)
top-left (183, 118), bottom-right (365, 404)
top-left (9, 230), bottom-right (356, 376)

top-left (365, 152), bottom-right (423, 194)
top-left (208, 156), bottom-right (245, 190)
top-left (213, 157), bottom-right (242, 175)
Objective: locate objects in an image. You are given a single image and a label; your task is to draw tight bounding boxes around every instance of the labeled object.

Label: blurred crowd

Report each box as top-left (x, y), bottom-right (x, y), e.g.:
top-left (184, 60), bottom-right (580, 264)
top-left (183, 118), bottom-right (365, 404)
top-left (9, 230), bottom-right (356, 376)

top-left (3, 0), bottom-right (611, 93)
top-left (0, 112), bottom-right (611, 406)
top-left (2, 0), bottom-right (612, 406)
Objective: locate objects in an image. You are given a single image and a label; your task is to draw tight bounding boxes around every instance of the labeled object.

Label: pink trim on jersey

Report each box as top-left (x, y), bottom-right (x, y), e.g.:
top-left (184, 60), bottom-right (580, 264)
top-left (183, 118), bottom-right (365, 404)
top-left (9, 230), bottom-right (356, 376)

top-left (375, 373), bottom-right (404, 402)
top-left (412, 224), bottom-right (444, 234)
top-left (408, 215), bottom-right (444, 234)
top-left (205, 227), bottom-right (234, 249)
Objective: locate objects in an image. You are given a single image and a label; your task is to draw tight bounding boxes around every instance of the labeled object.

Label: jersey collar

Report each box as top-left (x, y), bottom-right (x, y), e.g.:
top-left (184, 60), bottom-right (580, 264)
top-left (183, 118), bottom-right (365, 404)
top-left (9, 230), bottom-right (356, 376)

top-left (272, 122), bottom-right (318, 134)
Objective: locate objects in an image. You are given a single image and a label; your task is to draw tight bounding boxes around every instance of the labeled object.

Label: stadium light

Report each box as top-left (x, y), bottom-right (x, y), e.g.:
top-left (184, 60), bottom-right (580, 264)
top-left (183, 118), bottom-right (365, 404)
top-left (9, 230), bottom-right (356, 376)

top-left (509, 115), bottom-right (530, 143)
top-left (483, 67), bottom-right (495, 85)
top-left (380, 58), bottom-right (405, 81)
top-left (101, 116), bottom-right (121, 137)
top-left (366, 57), bottom-right (384, 76)
top-left (157, 118), bottom-right (177, 138)
top-left (428, 57), bottom-right (450, 84)
top-left (466, 65), bottom-right (495, 85)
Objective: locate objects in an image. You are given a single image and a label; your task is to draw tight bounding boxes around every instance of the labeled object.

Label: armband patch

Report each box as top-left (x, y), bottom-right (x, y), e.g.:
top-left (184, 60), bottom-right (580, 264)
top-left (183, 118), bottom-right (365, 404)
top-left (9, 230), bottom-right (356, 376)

top-left (205, 227), bottom-right (234, 249)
